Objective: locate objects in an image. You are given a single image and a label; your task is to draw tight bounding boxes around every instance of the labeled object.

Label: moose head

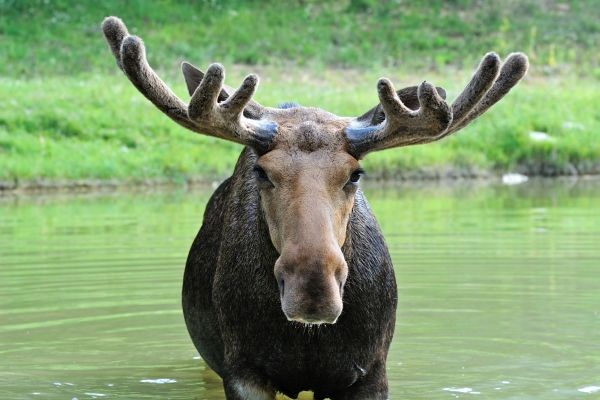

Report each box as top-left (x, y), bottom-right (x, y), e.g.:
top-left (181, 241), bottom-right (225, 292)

top-left (102, 17), bottom-right (528, 326)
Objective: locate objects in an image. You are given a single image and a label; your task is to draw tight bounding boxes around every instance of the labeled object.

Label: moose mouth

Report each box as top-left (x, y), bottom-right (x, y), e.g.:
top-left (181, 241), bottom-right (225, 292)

top-left (284, 307), bottom-right (341, 326)
top-left (288, 315), bottom-right (339, 326)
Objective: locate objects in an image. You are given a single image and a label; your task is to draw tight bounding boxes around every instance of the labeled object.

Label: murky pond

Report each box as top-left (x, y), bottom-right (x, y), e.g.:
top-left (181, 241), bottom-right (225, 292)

top-left (1, 179), bottom-right (599, 399)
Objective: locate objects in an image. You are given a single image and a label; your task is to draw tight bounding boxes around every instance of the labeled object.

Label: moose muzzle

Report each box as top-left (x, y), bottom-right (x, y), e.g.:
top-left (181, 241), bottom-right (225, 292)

top-left (274, 245), bottom-right (348, 325)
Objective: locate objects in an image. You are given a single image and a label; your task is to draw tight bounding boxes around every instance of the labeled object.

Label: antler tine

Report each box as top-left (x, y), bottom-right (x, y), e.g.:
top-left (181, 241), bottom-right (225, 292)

top-left (102, 16), bottom-right (128, 71)
top-left (448, 52), bottom-right (500, 130)
top-left (221, 74), bottom-right (259, 117)
top-left (102, 16), bottom-right (277, 152)
top-left (444, 53), bottom-right (529, 135)
top-left (102, 17), bottom-right (194, 131)
top-left (417, 81), bottom-right (452, 126)
top-left (376, 78), bottom-right (414, 119)
top-left (188, 63), bottom-right (224, 121)
top-left (121, 36), bottom-right (197, 129)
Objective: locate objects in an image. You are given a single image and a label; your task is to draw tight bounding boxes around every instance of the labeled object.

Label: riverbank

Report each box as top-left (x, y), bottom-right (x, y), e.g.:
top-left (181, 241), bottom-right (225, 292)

top-left (2, 71), bottom-right (599, 186)
top-left (3, 163), bottom-right (600, 196)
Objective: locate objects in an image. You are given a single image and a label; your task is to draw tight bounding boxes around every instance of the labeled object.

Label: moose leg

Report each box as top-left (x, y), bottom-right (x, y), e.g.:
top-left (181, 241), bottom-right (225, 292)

top-left (222, 370), bottom-right (276, 400)
top-left (330, 361), bottom-right (389, 400)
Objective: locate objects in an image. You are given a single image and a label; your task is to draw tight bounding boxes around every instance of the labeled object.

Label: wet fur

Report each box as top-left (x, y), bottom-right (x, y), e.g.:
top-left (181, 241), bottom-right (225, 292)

top-left (183, 148), bottom-right (397, 399)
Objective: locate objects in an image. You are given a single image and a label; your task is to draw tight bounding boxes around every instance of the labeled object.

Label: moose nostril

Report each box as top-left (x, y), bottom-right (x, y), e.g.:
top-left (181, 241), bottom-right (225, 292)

top-left (278, 278), bottom-right (285, 297)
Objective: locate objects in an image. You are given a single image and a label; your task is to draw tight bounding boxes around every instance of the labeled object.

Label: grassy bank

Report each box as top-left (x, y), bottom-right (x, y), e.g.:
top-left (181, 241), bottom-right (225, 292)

top-left (1, 0), bottom-right (599, 186)
top-left (2, 69), bottom-right (599, 185)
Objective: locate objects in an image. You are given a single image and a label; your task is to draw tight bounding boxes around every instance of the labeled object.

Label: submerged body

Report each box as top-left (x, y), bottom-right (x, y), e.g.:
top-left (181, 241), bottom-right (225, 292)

top-left (183, 148), bottom-right (397, 399)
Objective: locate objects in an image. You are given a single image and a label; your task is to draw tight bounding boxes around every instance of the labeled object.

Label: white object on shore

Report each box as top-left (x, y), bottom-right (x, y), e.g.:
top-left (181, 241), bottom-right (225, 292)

top-left (578, 386), bottom-right (600, 394)
top-left (502, 173), bottom-right (529, 185)
top-left (140, 378), bottom-right (177, 384)
top-left (562, 121), bottom-right (585, 131)
top-left (443, 387), bottom-right (481, 394)
top-left (529, 131), bottom-right (555, 142)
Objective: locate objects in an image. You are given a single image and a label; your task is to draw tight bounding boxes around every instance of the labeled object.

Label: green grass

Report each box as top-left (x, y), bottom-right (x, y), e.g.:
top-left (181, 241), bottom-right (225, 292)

top-left (1, 0), bottom-right (599, 75)
top-left (1, 70), bottom-right (599, 183)
top-left (0, 0), bottom-right (599, 185)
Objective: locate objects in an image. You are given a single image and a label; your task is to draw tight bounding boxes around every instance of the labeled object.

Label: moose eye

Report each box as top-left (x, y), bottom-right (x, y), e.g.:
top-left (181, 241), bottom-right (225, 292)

top-left (253, 165), bottom-right (272, 186)
top-left (347, 168), bottom-right (365, 186)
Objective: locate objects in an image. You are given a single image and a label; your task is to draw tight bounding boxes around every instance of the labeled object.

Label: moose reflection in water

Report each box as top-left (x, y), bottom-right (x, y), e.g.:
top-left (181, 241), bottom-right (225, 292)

top-left (102, 16), bottom-right (527, 400)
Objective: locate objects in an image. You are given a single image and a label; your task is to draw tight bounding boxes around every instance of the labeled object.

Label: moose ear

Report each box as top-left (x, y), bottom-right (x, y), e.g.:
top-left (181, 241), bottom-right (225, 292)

top-left (356, 85), bottom-right (447, 125)
top-left (181, 62), bottom-right (205, 96)
top-left (182, 61), bottom-right (235, 104)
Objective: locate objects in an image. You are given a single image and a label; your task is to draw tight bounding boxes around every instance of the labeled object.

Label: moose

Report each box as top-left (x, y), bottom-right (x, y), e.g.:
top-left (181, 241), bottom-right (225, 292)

top-left (102, 16), bottom-right (528, 400)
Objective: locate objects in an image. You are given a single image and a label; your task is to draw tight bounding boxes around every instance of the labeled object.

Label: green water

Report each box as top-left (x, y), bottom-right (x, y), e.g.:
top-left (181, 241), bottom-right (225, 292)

top-left (1, 180), bottom-right (599, 399)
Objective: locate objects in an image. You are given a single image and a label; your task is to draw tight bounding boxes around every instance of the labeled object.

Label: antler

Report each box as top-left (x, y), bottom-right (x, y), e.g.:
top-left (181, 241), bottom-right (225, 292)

top-left (101, 16), bottom-right (277, 152)
top-left (346, 52), bottom-right (529, 157)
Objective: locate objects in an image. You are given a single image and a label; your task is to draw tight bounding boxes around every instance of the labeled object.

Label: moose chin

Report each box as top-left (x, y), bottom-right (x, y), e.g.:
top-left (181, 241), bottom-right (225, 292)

top-left (102, 16), bottom-right (527, 400)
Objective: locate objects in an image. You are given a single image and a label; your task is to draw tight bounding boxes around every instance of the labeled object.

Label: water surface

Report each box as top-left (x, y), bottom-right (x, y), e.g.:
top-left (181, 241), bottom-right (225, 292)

top-left (1, 179), bottom-right (599, 399)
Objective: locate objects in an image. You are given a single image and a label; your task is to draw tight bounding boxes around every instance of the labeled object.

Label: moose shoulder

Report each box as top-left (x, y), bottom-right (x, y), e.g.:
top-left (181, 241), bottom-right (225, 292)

top-left (102, 16), bottom-right (528, 400)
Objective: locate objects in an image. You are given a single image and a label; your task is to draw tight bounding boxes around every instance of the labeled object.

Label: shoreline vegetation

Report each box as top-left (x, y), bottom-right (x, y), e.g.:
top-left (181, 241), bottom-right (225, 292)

top-left (1, 1), bottom-right (599, 192)
top-left (3, 173), bottom-right (600, 197)
top-left (3, 164), bottom-right (600, 195)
